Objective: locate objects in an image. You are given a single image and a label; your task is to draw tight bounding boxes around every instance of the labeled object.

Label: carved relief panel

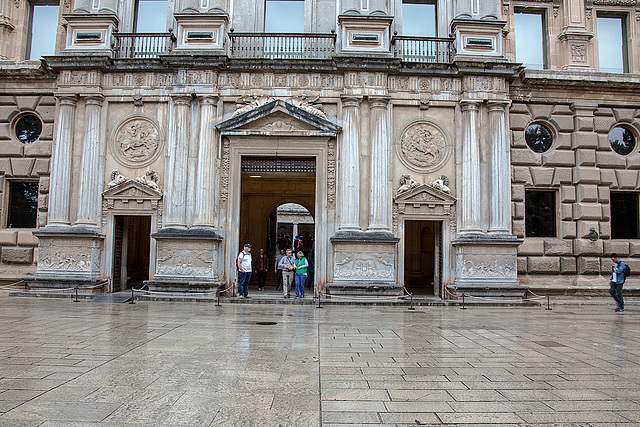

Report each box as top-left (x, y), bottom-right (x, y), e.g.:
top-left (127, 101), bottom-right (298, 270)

top-left (396, 120), bottom-right (451, 173)
top-left (333, 243), bottom-right (395, 281)
top-left (110, 116), bottom-right (163, 168)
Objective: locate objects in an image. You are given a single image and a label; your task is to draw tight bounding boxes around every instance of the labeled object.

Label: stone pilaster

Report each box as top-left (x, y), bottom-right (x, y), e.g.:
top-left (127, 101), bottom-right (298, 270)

top-left (163, 95), bottom-right (191, 228)
top-left (488, 100), bottom-right (511, 234)
top-left (460, 100), bottom-right (482, 233)
top-left (338, 95), bottom-right (362, 231)
top-left (193, 95), bottom-right (219, 228)
top-left (48, 95), bottom-right (78, 227)
top-left (76, 95), bottom-right (104, 227)
top-left (368, 96), bottom-right (391, 231)
top-left (558, 0), bottom-right (594, 70)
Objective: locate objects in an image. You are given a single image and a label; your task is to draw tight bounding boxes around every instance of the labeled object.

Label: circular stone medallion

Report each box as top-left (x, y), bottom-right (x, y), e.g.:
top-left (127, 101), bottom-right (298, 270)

top-left (112, 117), bottom-right (161, 167)
top-left (398, 121), bottom-right (450, 173)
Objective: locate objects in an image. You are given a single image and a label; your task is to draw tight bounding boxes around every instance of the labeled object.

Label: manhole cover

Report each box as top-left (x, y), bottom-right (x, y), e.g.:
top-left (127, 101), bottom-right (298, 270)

top-left (256, 321), bottom-right (278, 325)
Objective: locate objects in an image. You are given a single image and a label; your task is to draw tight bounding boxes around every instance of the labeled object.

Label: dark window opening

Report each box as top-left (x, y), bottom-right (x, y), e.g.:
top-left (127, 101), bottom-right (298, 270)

top-left (15, 114), bottom-right (43, 144)
top-left (525, 190), bottom-right (556, 237)
top-left (7, 182), bottom-right (38, 228)
top-left (611, 192), bottom-right (639, 239)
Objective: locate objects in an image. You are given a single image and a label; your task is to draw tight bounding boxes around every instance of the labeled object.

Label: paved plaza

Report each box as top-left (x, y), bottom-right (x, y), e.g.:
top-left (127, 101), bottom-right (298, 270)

top-left (0, 295), bottom-right (639, 426)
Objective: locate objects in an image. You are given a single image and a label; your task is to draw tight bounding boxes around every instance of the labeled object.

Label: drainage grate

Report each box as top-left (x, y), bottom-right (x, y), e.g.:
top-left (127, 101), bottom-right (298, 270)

top-left (256, 321), bottom-right (278, 325)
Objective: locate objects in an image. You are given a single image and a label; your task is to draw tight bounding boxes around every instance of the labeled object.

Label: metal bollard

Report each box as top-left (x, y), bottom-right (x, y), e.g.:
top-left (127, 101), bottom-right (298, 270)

top-left (74, 286), bottom-right (79, 302)
top-left (215, 289), bottom-right (221, 307)
top-left (129, 288), bottom-right (136, 304)
top-left (408, 293), bottom-right (415, 311)
top-left (316, 291), bottom-right (323, 309)
top-left (545, 291), bottom-right (552, 310)
top-left (461, 293), bottom-right (467, 310)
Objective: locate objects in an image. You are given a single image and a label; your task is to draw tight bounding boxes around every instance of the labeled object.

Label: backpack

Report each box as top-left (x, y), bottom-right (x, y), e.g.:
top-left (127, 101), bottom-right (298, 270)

top-left (624, 264), bottom-right (631, 279)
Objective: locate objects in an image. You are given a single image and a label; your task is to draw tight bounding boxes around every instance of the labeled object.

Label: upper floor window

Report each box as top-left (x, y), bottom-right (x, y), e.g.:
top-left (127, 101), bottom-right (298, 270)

top-left (514, 11), bottom-right (545, 69)
top-left (402, 0), bottom-right (436, 37)
top-left (135, 0), bottom-right (169, 33)
top-left (7, 182), bottom-right (38, 229)
top-left (597, 16), bottom-right (627, 73)
top-left (265, 0), bottom-right (304, 33)
top-left (27, 3), bottom-right (59, 60)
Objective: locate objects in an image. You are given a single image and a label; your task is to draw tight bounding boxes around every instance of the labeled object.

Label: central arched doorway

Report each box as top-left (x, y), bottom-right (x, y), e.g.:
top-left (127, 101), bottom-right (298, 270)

top-left (238, 157), bottom-right (316, 293)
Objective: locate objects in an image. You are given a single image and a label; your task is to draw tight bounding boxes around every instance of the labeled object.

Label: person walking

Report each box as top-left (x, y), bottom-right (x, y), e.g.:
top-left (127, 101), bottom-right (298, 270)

top-left (255, 248), bottom-right (268, 291)
top-left (278, 248), bottom-right (296, 298)
top-left (274, 248), bottom-right (285, 290)
top-left (294, 251), bottom-right (308, 299)
top-left (609, 253), bottom-right (627, 312)
top-left (236, 244), bottom-right (252, 299)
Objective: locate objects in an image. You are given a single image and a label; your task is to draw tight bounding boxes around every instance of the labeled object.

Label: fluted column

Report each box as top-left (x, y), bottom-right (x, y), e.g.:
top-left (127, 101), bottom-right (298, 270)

top-left (193, 95), bottom-right (218, 228)
top-left (76, 95), bottom-right (104, 227)
top-left (163, 95), bottom-right (191, 228)
top-left (368, 96), bottom-right (391, 231)
top-left (48, 95), bottom-right (78, 226)
top-left (338, 96), bottom-right (362, 231)
top-left (488, 100), bottom-right (511, 233)
top-left (460, 100), bottom-right (482, 232)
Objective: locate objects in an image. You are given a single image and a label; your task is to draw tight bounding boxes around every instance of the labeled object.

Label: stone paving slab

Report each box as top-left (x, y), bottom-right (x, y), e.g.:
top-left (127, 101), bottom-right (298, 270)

top-left (0, 295), bottom-right (639, 425)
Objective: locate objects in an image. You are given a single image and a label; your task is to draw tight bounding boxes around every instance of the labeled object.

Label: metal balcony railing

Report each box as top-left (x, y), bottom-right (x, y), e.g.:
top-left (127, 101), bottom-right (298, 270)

top-left (112, 33), bottom-right (175, 59)
top-left (392, 36), bottom-right (455, 63)
top-left (229, 32), bottom-right (336, 60)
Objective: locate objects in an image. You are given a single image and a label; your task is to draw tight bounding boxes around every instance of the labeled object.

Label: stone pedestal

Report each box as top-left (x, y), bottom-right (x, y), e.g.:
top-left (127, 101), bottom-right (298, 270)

top-left (452, 234), bottom-right (522, 293)
top-left (328, 231), bottom-right (400, 296)
top-left (146, 228), bottom-right (223, 292)
top-left (27, 228), bottom-right (104, 288)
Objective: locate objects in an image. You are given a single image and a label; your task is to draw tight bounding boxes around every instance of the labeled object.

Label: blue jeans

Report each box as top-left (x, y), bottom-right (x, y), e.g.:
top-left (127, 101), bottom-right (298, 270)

top-left (295, 274), bottom-right (307, 297)
top-left (238, 271), bottom-right (251, 297)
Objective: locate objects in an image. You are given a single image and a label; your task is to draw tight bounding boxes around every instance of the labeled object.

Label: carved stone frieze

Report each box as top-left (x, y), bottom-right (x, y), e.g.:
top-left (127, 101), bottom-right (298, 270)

top-left (593, 0), bottom-right (636, 5)
top-left (334, 244), bottom-right (394, 280)
top-left (455, 254), bottom-right (517, 279)
top-left (156, 241), bottom-right (215, 277)
top-left (220, 139), bottom-right (230, 204)
top-left (327, 140), bottom-right (336, 206)
top-left (38, 249), bottom-right (95, 272)
top-left (232, 95), bottom-right (274, 117)
top-left (571, 43), bottom-right (586, 63)
top-left (111, 117), bottom-right (162, 167)
top-left (397, 121), bottom-right (450, 173)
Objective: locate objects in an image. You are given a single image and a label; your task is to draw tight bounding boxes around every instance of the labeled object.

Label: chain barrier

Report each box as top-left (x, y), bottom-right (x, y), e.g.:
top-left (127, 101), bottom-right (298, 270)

top-left (1, 280), bottom-right (108, 294)
top-left (443, 286), bottom-right (548, 304)
top-left (315, 291), bottom-right (407, 302)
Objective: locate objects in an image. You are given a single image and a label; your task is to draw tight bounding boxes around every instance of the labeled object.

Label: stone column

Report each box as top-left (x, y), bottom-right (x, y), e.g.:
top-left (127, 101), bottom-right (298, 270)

top-left (48, 95), bottom-right (78, 226)
top-left (76, 95), bottom-right (104, 227)
top-left (488, 100), bottom-right (511, 234)
top-left (163, 95), bottom-right (191, 228)
top-left (338, 96), bottom-right (362, 231)
top-left (460, 100), bottom-right (482, 233)
top-left (368, 96), bottom-right (391, 231)
top-left (193, 95), bottom-right (218, 228)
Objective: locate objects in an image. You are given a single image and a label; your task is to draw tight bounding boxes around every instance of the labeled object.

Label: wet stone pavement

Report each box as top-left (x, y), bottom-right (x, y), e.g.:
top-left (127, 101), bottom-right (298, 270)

top-left (0, 295), bottom-right (639, 426)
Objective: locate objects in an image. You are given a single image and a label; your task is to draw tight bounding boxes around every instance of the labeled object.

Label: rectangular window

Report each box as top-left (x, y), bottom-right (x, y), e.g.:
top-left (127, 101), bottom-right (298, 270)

top-left (265, 0), bottom-right (304, 33)
top-left (597, 16), bottom-right (626, 73)
top-left (611, 192), bottom-right (639, 239)
top-left (7, 182), bottom-right (38, 229)
top-left (135, 0), bottom-right (169, 33)
top-left (525, 190), bottom-right (556, 237)
top-left (402, 0), bottom-right (436, 37)
top-left (27, 4), bottom-right (59, 59)
top-left (514, 12), bottom-right (545, 70)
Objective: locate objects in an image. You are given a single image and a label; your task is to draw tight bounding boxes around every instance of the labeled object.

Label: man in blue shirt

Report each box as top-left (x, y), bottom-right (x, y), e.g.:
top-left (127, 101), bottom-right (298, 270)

top-left (609, 253), bottom-right (626, 313)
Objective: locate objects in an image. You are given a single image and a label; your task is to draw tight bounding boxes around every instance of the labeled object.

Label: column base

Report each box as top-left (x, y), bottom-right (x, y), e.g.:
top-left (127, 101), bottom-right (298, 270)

top-left (150, 227), bottom-right (223, 292)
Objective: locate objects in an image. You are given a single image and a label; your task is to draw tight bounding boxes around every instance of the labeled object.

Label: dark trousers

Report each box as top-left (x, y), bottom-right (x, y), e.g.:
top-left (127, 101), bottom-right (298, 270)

top-left (257, 270), bottom-right (266, 289)
top-left (276, 269), bottom-right (283, 290)
top-left (609, 282), bottom-right (624, 309)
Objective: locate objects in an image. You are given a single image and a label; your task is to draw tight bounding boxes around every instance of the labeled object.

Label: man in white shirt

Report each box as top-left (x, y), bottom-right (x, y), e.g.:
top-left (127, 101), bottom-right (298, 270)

top-left (236, 244), bottom-right (252, 298)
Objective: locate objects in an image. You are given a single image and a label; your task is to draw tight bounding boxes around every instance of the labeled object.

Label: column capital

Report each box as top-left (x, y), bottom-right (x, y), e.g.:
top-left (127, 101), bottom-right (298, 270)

top-left (340, 95), bottom-right (363, 107)
top-left (459, 99), bottom-right (481, 112)
top-left (199, 95), bottom-right (219, 105)
top-left (82, 94), bottom-right (105, 106)
top-left (487, 99), bottom-right (511, 112)
top-left (171, 94), bottom-right (193, 106)
top-left (55, 94), bottom-right (79, 106)
top-left (369, 95), bottom-right (391, 108)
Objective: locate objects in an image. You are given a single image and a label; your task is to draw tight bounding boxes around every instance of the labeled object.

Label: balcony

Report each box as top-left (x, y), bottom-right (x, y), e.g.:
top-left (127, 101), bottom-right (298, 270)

top-left (229, 32), bottom-right (336, 60)
top-left (112, 33), bottom-right (175, 59)
top-left (392, 36), bottom-right (454, 63)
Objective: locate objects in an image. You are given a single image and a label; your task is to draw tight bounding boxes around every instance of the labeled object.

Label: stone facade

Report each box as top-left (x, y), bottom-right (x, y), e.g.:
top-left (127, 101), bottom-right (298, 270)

top-left (0, 0), bottom-right (638, 297)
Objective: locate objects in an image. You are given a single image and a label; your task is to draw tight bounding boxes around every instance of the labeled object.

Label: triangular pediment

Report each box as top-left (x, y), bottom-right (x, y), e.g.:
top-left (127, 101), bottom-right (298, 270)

top-left (103, 180), bottom-right (162, 200)
top-left (394, 184), bottom-right (456, 205)
top-left (217, 99), bottom-right (340, 136)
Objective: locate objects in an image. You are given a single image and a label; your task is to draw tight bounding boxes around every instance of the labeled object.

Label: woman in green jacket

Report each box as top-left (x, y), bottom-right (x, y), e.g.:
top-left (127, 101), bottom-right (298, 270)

top-left (294, 251), bottom-right (308, 298)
